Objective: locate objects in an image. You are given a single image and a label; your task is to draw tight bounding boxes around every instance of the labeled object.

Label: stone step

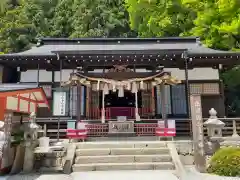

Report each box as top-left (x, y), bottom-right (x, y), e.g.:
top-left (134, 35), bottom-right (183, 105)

top-left (72, 162), bottom-right (175, 171)
top-left (75, 147), bottom-right (169, 156)
top-left (75, 154), bottom-right (172, 164)
top-left (76, 141), bottom-right (167, 149)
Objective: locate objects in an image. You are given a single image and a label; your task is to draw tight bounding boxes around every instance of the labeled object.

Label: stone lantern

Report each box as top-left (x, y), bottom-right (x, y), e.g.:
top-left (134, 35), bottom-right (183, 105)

top-left (203, 108), bottom-right (225, 155)
top-left (204, 108), bottom-right (225, 138)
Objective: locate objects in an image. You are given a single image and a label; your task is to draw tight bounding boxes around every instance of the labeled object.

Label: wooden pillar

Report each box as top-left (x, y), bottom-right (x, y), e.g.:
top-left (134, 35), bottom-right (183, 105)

top-left (101, 90), bottom-right (105, 123)
top-left (141, 83), bottom-right (152, 117)
top-left (184, 57), bottom-right (191, 118)
top-left (160, 83), bottom-right (167, 127)
top-left (0, 65), bottom-right (3, 83)
top-left (86, 86), bottom-right (90, 118)
top-left (89, 84), bottom-right (92, 118)
top-left (77, 85), bottom-right (82, 121)
top-left (37, 64), bottom-right (40, 87)
top-left (151, 87), bottom-right (155, 116)
top-left (91, 90), bottom-right (99, 119)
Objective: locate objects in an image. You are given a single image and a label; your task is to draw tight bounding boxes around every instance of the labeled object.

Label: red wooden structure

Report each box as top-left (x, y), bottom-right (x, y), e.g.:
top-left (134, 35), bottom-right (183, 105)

top-left (0, 87), bottom-right (49, 174)
top-left (0, 87), bottom-right (49, 120)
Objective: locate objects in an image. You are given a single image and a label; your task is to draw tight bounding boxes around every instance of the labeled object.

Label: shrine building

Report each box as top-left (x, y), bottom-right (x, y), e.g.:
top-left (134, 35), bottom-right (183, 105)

top-left (0, 37), bottom-right (239, 137)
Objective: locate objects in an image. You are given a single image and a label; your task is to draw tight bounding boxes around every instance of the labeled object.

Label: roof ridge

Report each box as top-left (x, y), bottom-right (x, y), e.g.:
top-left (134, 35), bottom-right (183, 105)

top-left (38, 37), bottom-right (198, 45)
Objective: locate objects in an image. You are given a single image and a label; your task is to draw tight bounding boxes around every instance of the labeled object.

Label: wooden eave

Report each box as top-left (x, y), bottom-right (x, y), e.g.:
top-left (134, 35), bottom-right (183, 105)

top-left (0, 87), bottom-right (50, 114)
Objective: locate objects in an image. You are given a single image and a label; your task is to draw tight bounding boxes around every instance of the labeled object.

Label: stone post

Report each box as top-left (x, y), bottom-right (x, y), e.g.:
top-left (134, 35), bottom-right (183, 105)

top-left (22, 112), bottom-right (40, 173)
top-left (190, 95), bottom-right (206, 173)
top-left (221, 118), bottom-right (240, 147)
top-left (232, 119), bottom-right (239, 138)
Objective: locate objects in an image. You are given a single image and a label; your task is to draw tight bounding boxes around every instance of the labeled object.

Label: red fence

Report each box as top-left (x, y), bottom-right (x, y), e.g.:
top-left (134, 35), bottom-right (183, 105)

top-left (89, 107), bottom-right (152, 119)
top-left (81, 123), bottom-right (158, 137)
top-left (134, 123), bottom-right (158, 136)
top-left (86, 124), bottom-right (109, 137)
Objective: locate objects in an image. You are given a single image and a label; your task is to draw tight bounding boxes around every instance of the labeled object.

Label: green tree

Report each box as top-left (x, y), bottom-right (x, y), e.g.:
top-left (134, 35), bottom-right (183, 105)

top-left (0, 0), bottom-right (59, 52)
top-left (0, 1), bottom-right (36, 53)
top-left (71, 0), bottom-right (135, 38)
top-left (189, 0), bottom-right (240, 50)
top-left (51, 0), bottom-right (75, 37)
top-left (125, 0), bottom-right (196, 37)
top-left (188, 0), bottom-right (240, 116)
top-left (0, 0), bottom-right (8, 14)
top-left (22, 0), bottom-right (58, 37)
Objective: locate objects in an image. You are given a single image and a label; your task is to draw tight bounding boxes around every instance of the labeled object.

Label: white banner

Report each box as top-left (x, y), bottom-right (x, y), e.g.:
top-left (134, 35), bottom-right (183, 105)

top-left (53, 92), bottom-right (67, 116)
top-left (158, 120), bottom-right (165, 128)
top-left (157, 120), bottom-right (176, 129)
top-left (168, 120), bottom-right (176, 129)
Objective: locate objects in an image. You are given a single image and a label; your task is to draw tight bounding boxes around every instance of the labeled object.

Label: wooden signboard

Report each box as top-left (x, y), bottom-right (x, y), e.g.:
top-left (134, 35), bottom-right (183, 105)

top-left (190, 95), bottom-right (206, 173)
top-left (53, 92), bottom-right (67, 116)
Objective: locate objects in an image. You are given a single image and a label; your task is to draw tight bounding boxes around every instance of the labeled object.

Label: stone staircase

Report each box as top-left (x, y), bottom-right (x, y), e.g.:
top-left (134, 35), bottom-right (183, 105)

top-left (72, 141), bottom-right (176, 172)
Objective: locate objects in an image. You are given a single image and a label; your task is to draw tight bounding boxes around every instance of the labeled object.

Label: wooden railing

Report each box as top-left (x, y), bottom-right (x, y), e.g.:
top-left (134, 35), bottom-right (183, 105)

top-left (34, 117), bottom-right (240, 139)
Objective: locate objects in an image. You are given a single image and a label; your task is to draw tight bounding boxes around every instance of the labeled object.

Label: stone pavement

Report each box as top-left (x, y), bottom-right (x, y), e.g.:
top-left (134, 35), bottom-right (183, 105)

top-left (2, 174), bottom-right (72, 180)
top-left (2, 171), bottom-right (179, 180)
top-left (183, 172), bottom-right (240, 180)
top-left (2, 169), bottom-right (240, 180)
top-left (71, 170), bottom-right (179, 180)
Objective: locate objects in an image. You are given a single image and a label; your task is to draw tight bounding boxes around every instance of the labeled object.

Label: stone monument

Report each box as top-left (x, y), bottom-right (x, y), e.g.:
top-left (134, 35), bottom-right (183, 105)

top-left (108, 116), bottom-right (135, 136)
top-left (190, 95), bottom-right (206, 173)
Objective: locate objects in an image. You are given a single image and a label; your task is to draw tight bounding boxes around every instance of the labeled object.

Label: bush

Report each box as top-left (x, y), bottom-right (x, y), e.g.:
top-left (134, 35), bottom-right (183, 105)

top-left (207, 147), bottom-right (240, 177)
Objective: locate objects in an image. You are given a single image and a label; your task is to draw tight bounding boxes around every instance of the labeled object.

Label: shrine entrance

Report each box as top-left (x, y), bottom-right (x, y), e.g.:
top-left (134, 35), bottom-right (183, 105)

top-left (62, 67), bottom-right (181, 123)
top-left (100, 90), bottom-right (142, 119)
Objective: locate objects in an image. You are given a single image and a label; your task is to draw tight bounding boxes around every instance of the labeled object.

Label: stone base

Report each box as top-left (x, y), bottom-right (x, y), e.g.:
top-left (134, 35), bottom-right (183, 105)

top-left (108, 132), bottom-right (136, 137)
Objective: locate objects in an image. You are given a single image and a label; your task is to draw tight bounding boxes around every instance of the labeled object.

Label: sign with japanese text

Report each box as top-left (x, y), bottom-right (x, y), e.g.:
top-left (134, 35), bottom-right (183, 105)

top-left (190, 95), bottom-right (206, 173)
top-left (53, 92), bottom-right (67, 116)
